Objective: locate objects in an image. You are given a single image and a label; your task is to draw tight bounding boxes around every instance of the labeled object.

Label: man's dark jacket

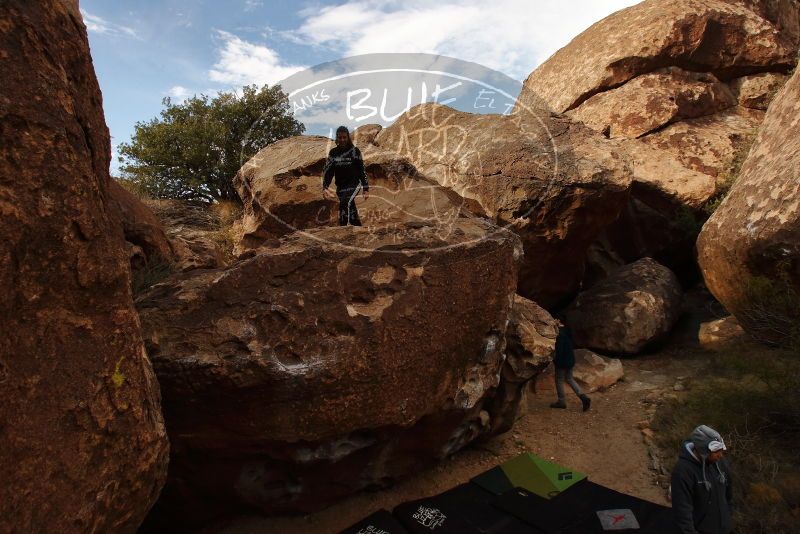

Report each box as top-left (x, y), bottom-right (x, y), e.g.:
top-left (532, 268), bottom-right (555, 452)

top-left (322, 143), bottom-right (369, 193)
top-left (671, 441), bottom-right (733, 534)
top-left (553, 326), bottom-right (575, 369)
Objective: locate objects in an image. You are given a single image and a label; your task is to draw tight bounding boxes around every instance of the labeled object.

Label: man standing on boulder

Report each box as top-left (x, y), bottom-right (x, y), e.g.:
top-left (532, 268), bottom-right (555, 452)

top-left (550, 320), bottom-right (591, 411)
top-left (322, 125), bottom-right (369, 226)
top-left (671, 425), bottom-right (734, 534)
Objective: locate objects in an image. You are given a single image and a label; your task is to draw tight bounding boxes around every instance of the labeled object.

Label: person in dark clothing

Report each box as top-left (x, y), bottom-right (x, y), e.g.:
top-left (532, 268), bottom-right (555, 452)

top-left (550, 320), bottom-right (591, 411)
top-left (322, 125), bottom-right (369, 226)
top-left (671, 425), bottom-right (733, 534)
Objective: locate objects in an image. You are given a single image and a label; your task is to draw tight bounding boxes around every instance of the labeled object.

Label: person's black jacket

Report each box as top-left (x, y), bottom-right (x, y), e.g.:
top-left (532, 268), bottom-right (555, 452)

top-left (553, 326), bottom-right (575, 369)
top-left (671, 441), bottom-right (733, 534)
top-left (322, 143), bottom-right (368, 193)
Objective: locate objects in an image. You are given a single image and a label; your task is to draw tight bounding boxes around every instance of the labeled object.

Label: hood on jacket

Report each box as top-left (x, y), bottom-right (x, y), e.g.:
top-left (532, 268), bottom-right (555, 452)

top-left (679, 437), bottom-right (728, 491)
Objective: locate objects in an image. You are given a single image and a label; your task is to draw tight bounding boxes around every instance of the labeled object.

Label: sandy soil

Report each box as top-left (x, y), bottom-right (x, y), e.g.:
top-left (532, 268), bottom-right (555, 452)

top-left (209, 349), bottom-right (708, 534)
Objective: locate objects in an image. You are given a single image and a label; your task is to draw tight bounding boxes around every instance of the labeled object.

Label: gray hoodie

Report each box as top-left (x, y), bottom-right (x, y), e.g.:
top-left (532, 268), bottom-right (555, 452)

top-left (670, 426), bottom-right (733, 534)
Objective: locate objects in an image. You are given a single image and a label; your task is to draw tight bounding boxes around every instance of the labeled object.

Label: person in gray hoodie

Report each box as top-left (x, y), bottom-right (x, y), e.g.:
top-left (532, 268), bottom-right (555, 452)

top-left (670, 425), bottom-right (733, 534)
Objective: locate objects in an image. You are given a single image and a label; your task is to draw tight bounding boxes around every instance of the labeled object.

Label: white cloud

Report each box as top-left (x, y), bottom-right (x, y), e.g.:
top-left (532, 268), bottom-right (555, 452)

top-left (293, 0), bottom-right (640, 80)
top-left (166, 85), bottom-right (192, 100)
top-left (208, 30), bottom-right (307, 87)
top-left (80, 9), bottom-right (140, 39)
top-left (244, 0), bottom-right (264, 11)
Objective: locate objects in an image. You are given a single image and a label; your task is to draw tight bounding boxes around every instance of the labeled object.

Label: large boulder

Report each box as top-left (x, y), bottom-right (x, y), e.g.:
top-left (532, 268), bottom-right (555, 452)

top-left (568, 68), bottom-right (736, 139)
top-left (697, 67), bottom-right (800, 342)
top-left (374, 103), bottom-right (632, 307)
top-left (0, 2), bottom-right (169, 531)
top-left (730, 72), bottom-right (790, 109)
top-left (518, 0), bottom-right (797, 114)
top-left (108, 179), bottom-right (176, 270)
top-left (137, 219), bottom-right (528, 523)
top-left (565, 258), bottom-right (684, 354)
top-left (233, 135), bottom-right (474, 251)
top-left (640, 106), bottom-right (764, 178)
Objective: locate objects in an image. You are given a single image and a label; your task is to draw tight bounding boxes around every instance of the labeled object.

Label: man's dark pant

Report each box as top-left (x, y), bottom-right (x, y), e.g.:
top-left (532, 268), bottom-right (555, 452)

top-left (337, 187), bottom-right (362, 226)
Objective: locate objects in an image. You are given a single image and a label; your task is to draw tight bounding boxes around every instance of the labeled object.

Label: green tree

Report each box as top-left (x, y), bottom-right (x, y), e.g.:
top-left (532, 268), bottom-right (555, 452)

top-left (118, 84), bottom-right (304, 203)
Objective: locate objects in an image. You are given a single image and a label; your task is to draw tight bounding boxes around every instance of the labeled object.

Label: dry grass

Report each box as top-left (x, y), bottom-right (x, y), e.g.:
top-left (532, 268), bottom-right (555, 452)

top-left (652, 341), bottom-right (800, 532)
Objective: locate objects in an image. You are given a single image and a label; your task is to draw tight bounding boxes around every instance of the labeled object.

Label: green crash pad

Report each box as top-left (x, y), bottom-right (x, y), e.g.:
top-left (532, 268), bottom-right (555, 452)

top-left (472, 452), bottom-right (587, 499)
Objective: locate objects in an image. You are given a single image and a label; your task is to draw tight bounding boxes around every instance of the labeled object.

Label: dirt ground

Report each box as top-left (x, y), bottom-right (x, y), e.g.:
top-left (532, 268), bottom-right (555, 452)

top-left (210, 348), bottom-right (709, 534)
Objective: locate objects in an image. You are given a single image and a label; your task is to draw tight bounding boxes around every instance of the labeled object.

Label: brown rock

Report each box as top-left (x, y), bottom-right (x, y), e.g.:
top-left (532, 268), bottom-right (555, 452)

top-left (353, 123), bottom-right (382, 146)
top-left (519, 0), bottom-right (797, 114)
top-left (233, 135), bottom-right (473, 251)
top-left (565, 258), bottom-right (683, 354)
top-left (697, 67), bottom-right (800, 342)
top-left (724, 0), bottom-right (800, 47)
top-left (569, 68), bottom-right (736, 139)
top-left (145, 200), bottom-right (230, 271)
top-left (730, 72), bottom-right (790, 109)
top-left (108, 179), bottom-right (176, 270)
top-left (0, 2), bottom-right (168, 531)
top-left (374, 102), bottom-right (632, 306)
top-left (640, 106), bottom-right (763, 177)
top-left (137, 219), bottom-right (525, 522)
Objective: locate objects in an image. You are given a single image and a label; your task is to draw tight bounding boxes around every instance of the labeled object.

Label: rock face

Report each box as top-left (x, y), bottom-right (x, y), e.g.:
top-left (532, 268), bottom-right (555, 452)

top-left (108, 179), bottom-right (176, 270)
top-left (568, 68), bottom-right (736, 139)
top-left (519, 0), bottom-right (797, 114)
top-left (697, 67), bottom-right (800, 342)
top-left (0, 2), bottom-right (169, 531)
top-left (137, 219), bottom-right (526, 522)
top-left (374, 103), bottom-right (632, 307)
top-left (233, 135), bottom-right (474, 251)
top-left (565, 258), bottom-right (684, 354)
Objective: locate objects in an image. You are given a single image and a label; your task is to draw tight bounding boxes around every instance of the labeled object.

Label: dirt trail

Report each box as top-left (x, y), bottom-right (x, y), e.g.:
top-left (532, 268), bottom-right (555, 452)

top-left (210, 350), bottom-right (707, 534)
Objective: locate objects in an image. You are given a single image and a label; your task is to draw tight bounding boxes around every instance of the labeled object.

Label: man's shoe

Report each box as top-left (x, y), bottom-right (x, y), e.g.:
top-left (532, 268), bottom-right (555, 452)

top-left (550, 400), bottom-right (567, 409)
top-left (580, 394), bottom-right (591, 412)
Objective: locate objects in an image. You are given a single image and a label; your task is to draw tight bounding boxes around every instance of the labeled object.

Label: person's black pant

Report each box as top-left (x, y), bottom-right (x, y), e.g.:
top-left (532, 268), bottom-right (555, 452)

top-left (337, 187), bottom-right (362, 226)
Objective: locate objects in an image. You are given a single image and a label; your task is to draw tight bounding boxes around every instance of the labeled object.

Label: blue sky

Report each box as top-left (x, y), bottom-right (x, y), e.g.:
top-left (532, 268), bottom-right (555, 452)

top-left (81, 0), bottom-right (639, 166)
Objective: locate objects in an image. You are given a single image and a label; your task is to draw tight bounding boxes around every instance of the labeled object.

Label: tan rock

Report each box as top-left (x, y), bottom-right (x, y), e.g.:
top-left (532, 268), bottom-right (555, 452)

top-left (571, 349), bottom-right (625, 392)
top-left (0, 2), bottom-right (169, 531)
top-left (532, 349), bottom-right (624, 394)
top-left (137, 219), bottom-right (526, 520)
top-left (519, 0), bottom-right (797, 114)
top-left (565, 258), bottom-right (683, 354)
top-left (569, 68), bottom-right (736, 139)
top-left (640, 106), bottom-right (764, 177)
top-left (697, 68), bottom-right (800, 343)
top-left (699, 316), bottom-right (747, 348)
top-left (730, 72), bottom-right (790, 109)
top-left (374, 102), bottom-right (632, 306)
top-left (353, 122), bottom-right (382, 146)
